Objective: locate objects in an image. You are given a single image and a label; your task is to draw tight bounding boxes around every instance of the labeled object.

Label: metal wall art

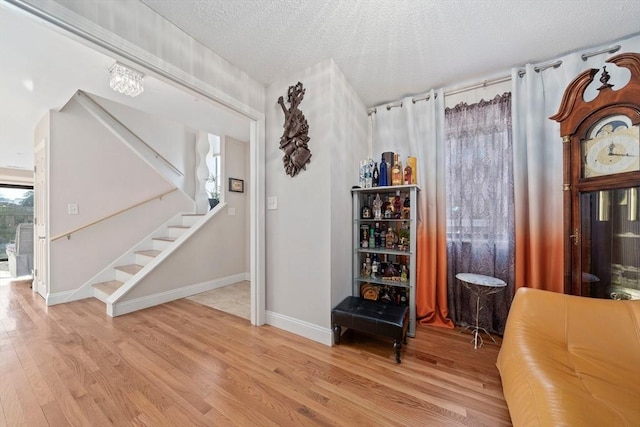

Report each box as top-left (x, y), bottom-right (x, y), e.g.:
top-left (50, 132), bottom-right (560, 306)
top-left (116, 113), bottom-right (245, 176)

top-left (278, 81), bottom-right (311, 177)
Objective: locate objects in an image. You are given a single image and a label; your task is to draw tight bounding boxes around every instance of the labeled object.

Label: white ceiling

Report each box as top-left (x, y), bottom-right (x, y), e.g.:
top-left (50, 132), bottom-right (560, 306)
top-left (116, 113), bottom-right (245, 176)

top-left (140, 0), bottom-right (640, 107)
top-left (2, 1), bottom-right (640, 172)
top-left (0, 3), bottom-right (250, 171)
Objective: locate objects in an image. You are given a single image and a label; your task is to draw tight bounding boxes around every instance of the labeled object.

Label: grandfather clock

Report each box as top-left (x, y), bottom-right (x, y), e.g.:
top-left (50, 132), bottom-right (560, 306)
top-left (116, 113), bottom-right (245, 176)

top-left (551, 53), bottom-right (640, 299)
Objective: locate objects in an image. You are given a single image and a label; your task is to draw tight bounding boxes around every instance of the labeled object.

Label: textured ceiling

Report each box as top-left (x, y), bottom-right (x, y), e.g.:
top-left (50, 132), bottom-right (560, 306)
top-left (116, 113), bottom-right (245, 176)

top-left (141, 0), bottom-right (640, 107)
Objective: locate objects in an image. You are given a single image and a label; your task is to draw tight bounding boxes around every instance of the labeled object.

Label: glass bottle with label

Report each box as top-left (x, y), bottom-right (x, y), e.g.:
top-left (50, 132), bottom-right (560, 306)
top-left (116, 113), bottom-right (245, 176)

top-left (404, 159), bottom-right (412, 185)
top-left (391, 153), bottom-right (403, 186)
top-left (368, 225), bottom-right (375, 248)
top-left (372, 193), bottom-right (383, 220)
top-left (372, 162), bottom-right (379, 187)
top-left (361, 195), bottom-right (372, 219)
top-left (379, 155), bottom-right (388, 186)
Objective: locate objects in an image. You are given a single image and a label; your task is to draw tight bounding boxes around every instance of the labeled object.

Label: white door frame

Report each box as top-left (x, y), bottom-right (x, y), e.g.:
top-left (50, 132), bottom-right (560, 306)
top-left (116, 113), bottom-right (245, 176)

top-left (33, 137), bottom-right (49, 299)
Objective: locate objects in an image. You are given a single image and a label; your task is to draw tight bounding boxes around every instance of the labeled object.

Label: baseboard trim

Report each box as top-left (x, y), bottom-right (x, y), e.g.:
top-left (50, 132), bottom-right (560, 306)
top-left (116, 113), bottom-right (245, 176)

top-left (46, 290), bottom-right (77, 306)
top-left (265, 311), bottom-right (333, 346)
top-left (109, 273), bottom-right (246, 317)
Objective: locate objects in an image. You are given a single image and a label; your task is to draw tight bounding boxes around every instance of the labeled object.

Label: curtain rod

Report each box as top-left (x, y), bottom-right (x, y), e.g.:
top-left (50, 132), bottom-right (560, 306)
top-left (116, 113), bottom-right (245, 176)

top-left (443, 75), bottom-right (511, 98)
top-left (368, 74), bottom-right (510, 115)
top-left (368, 43), bottom-right (623, 115)
top-left (582, 44), bottom-right (620, 61)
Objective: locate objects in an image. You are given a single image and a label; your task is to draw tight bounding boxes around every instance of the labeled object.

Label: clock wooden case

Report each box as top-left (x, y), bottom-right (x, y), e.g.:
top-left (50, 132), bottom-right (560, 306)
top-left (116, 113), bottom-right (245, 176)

top-left (551, 52), bottom-right (640, 299)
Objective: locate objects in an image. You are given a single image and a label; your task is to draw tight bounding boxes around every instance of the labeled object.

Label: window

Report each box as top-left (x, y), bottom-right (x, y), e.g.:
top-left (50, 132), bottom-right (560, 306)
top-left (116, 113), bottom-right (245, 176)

top-left (0, 185), bottom-right (34, 261)
top-left (444, 93), bottom-right (514, 334)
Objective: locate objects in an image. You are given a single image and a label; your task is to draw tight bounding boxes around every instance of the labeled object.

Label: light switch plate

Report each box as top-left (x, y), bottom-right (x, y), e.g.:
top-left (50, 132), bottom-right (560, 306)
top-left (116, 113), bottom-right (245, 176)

top-left (68, 203), bottom-right (79, 215)
top-left (228, 207), bottom-right (236, 216)
top-left (267, 196), bottom-right (278, 210)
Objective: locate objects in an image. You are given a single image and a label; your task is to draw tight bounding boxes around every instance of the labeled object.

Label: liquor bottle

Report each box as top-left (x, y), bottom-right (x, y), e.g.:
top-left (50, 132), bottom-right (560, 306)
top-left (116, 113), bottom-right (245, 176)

top-left (372, 162), bottom-right (379, 187)
top-left (386, 226), bottom-right (395, 249)
top-left (364, 158), bottom-right (372, 188)
top-left (361, 225), bottom-right (369, 248)
top-left (407, 156), bottom-right (417, 184)
top-left (372, 193), bottom-right (382, 220)
top-left (374, 222), bottom-right (381, 248)
top-left (369, 225), bottom-right (375, 248)
top-left (404, 159), bottom-right (412, 185)
top-left (391, 153), bottom-right (403, 186)
top-left (379, 156), bottom-right (388, 186)
top-left (359, 160), bottom-right (366, 187)
top-left (393, 191), bottom-right (402, 219)
top-left (371, 254), bottom-right (379, 278)
top-left (401, 265), bottom-right (408, 283)
top-left (361, 197), bottom-right (371, 219)
top-left (402, 195), bottom-right (410, 219)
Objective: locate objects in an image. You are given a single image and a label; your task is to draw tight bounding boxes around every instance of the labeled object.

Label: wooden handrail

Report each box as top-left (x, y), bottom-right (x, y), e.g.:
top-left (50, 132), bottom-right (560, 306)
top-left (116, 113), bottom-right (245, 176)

top-left (51, 188), bottom-right (178, 242)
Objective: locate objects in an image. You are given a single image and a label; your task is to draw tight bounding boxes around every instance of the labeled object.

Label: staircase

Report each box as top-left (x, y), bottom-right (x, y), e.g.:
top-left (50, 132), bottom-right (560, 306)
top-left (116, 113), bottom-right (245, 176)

top-left (91, 213), bottom-right (204, 303)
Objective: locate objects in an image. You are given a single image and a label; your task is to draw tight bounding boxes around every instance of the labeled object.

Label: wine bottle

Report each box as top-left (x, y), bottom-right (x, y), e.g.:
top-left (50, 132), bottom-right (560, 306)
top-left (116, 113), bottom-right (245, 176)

top-left (391, 153), bottom-right (402, 186)
top-left (379, 156), bottom-right (387, 186)
top-left (372, 162), bottom-right (379, 187)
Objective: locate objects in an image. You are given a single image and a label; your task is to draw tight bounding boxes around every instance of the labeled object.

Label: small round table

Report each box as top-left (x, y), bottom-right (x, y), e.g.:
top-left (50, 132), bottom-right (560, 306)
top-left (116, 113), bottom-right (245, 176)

top-left (456, 273), bottom-right (506, 349)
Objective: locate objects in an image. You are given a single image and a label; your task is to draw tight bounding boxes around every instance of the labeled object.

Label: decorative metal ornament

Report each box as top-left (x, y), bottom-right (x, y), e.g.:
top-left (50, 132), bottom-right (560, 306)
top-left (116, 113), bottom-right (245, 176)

top-left (278, 82), bottom-right (311, 177)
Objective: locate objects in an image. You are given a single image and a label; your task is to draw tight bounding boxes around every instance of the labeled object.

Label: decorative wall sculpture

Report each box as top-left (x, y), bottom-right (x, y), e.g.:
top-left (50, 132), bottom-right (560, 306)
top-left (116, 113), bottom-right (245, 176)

top-left (278, 82), bottom-right (311, 177)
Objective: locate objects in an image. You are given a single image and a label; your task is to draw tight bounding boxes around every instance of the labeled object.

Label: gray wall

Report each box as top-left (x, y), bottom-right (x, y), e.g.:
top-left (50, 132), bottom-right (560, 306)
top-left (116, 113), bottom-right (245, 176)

top-left (265, 59), bottom-right (369, 343)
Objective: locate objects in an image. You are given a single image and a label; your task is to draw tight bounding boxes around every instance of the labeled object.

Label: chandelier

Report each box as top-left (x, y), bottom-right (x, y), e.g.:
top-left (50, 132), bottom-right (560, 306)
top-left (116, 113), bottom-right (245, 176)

top-left (108, 62), bottom-right (144, 97)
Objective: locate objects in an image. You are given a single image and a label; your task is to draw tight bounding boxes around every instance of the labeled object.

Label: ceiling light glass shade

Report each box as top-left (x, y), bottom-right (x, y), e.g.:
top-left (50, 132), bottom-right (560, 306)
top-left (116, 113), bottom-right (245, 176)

top-left (109, 62), bottom-right (144, 97)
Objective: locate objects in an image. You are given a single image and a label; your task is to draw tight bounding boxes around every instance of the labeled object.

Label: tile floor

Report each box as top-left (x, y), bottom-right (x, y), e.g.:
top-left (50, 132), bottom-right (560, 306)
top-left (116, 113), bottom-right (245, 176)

top-left (187, 280), bottom-right (250, 320)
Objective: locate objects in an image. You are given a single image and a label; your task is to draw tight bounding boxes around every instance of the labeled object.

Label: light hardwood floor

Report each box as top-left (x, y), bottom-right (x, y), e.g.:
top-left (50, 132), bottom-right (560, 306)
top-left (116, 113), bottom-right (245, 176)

top-left (0, 282), bottom-right (511, 426)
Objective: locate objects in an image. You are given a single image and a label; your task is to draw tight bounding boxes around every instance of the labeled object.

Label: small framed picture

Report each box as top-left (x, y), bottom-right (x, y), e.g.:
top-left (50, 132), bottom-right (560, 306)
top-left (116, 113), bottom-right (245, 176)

top-left (229, 178), bottom-right (244, 193)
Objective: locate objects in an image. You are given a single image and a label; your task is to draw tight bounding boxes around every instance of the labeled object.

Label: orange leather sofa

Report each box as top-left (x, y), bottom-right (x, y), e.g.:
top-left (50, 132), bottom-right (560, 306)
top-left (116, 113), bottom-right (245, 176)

top-left (496, 287), bottom-right (640, 427)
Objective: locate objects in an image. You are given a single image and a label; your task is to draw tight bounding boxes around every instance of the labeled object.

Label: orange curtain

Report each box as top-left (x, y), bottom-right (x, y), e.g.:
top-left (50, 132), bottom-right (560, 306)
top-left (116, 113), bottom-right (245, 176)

top-left (371, 89), bottom-right (453, 328)
top-left (511, 61), bottom-right (582, 293)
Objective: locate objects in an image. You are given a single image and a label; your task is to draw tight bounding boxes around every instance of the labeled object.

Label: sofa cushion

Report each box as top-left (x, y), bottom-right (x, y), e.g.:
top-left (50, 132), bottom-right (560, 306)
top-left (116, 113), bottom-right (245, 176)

top-left (496, 287), bottom-right (640, 426)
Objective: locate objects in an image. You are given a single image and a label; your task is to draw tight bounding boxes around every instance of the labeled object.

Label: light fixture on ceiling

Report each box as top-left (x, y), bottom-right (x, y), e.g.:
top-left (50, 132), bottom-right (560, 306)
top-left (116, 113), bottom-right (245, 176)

top-left (108, 62), bottom-right (144, 97)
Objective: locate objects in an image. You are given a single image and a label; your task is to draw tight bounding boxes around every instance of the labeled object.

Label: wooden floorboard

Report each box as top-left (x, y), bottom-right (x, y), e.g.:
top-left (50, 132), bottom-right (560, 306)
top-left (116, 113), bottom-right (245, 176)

top-left (0, 282), bottom-right (511, 426)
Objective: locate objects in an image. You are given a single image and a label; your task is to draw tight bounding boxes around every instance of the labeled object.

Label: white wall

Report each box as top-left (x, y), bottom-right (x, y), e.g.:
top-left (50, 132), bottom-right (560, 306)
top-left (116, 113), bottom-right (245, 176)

top-left (224, 136), bottom-right (249, 275)
top-left (47, 97), bottom-right (193, 294)
top-left (330, 65), bottom-right (371, 308)
top-left (265, 59), bottom-right (369, 344)
top-left (87, 94), bottom-right (198, 196)
top-left (115, 206), bottom-right (247, 302)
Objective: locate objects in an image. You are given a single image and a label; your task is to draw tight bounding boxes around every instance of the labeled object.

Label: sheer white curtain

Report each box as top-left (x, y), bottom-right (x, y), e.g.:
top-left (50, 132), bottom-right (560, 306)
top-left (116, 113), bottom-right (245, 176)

top-left (512, 34), bottom-right (640, 292)
top-left (372, 90), bottom-right (453, 328)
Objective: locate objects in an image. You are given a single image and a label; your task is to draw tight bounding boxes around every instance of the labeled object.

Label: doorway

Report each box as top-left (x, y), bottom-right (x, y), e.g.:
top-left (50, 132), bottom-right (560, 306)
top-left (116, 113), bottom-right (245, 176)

top-left (0, 2), bottom-right (265, 324)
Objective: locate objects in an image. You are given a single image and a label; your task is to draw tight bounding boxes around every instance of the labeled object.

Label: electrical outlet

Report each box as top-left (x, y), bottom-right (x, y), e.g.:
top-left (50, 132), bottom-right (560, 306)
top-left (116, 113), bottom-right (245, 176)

top-left (68, 203), bottom-right (79, 215)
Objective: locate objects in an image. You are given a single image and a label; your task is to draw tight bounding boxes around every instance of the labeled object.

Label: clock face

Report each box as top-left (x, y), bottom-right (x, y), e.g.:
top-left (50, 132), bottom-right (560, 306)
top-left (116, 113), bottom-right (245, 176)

top-left (583, 115), bottom-right (640, 178)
